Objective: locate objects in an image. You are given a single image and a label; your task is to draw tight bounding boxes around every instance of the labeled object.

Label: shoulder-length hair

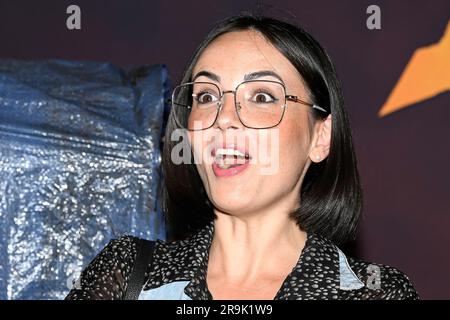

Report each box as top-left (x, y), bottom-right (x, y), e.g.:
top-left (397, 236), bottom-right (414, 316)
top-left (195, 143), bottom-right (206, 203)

top-left (161, 14), bottom-right (362, 245)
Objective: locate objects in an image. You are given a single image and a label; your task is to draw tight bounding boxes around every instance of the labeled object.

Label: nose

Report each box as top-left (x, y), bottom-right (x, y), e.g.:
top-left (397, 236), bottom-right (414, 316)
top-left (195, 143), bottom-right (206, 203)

top-left (214, 91), bottom-right (242, 130)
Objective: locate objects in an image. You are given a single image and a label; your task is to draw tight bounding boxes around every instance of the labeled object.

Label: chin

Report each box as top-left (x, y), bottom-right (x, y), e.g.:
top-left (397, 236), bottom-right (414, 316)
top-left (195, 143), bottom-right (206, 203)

top-left (209, 192), bottom-right (253, 214)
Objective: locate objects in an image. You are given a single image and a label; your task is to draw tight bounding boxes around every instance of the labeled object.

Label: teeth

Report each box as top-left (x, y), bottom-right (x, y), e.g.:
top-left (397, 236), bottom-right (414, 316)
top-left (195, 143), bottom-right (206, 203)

top-left (216, 162), bottom-right (244, 169)
top-left (217, 164), bottom-right (233, 169)
top-left (215, 148), bottom-right (246, 158)
top-left (214, 147), bottom-right (249, 169)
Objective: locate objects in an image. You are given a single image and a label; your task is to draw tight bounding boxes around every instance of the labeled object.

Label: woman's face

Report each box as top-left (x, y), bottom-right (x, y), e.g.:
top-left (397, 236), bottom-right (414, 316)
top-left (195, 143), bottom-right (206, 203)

top-left (188, 30), bottom-right (330, 216)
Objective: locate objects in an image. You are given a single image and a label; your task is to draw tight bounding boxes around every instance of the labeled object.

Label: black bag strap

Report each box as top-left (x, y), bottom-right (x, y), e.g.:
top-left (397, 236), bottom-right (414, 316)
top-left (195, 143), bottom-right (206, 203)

top-left (124, 238), bottom-right (155, 300)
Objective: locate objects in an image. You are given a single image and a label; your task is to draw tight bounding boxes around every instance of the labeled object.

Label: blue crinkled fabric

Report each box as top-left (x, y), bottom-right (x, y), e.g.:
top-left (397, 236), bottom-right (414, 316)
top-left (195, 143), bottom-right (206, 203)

top-left (0, 59), bottom-right (169, 299)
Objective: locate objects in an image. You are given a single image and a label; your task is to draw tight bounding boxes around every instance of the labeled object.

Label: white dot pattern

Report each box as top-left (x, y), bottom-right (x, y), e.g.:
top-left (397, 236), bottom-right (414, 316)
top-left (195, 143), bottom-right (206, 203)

top-left (66, 221), bottom-right (419, 300)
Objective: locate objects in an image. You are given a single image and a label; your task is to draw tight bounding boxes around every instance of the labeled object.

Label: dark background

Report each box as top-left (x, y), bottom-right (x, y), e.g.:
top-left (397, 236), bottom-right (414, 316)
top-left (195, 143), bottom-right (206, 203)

top-left (0, 0), bottom-right (448, 299)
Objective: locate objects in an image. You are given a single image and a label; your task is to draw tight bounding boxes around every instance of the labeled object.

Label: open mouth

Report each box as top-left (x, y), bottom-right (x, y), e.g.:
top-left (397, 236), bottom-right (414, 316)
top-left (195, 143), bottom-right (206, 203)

top-left (214, 148), bottom-right (250, 168)
top-left (211, 146), bottom-right (251, 177)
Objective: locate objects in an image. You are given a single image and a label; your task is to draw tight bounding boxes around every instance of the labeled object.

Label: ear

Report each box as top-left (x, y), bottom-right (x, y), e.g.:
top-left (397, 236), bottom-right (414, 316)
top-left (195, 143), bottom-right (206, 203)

top-left (309, 114), bottom-right (332, 163)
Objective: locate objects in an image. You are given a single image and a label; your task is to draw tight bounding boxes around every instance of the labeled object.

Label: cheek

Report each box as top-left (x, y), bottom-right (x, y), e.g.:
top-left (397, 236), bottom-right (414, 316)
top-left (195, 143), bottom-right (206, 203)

top-left (277, 111), bottom-right (311, 174)
top-left (187, 129), bottom-right (214, 181)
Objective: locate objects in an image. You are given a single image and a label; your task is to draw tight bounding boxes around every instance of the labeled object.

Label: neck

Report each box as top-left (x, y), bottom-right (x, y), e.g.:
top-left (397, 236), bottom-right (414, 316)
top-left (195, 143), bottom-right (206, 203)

top-left (207, 208), bottom-right (307, 285)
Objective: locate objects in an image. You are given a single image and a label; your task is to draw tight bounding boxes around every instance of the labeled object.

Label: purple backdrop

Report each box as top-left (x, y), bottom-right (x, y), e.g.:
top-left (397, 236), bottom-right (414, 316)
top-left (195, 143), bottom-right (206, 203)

top-left (0, 0), bottom-right (448, 299)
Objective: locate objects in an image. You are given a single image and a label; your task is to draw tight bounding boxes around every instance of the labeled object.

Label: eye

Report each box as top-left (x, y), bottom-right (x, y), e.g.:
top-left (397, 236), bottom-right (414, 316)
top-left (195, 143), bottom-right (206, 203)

top-left (194, 91), bottom-right (219, 104)
top-left (251, 92), bottom-right (277, 103)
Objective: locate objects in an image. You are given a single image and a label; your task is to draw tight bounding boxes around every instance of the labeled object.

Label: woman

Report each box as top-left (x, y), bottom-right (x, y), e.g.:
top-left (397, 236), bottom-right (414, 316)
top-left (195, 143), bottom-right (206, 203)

top-left (66, 14), bottom-right (419, 300)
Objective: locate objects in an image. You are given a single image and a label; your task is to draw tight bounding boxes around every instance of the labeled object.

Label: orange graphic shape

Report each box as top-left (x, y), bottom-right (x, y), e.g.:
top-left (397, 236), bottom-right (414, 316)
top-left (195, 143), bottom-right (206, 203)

top-left (379, 21), bottom-right (450, 117)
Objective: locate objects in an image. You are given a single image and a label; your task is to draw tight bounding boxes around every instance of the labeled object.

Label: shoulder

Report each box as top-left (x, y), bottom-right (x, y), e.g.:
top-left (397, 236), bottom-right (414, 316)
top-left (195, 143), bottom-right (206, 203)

top-left (92, 235), bottom-right (141, 261)
top-left (65, 235), bottom-right (141, 300)
top-left (341, 254), bottom-right (419, 300)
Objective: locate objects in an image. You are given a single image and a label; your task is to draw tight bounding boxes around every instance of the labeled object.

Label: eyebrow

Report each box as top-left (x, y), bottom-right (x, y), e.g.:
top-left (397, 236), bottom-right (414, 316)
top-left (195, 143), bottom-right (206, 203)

top-left (244, 70), bottom-right (284, 84)
top-left (192, 70), bottom-right (220, 82)
top-left (192, 70), bottom-right (285, 84)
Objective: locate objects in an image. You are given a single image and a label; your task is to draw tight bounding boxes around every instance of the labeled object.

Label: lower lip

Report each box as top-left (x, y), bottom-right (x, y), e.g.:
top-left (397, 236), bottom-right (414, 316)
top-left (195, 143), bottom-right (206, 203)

top-left (212, 161), bottom-right (250, 177)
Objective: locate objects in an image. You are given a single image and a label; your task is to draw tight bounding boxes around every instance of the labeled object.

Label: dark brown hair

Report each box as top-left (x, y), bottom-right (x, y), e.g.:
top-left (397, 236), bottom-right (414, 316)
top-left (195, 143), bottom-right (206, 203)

top-left (161, 14), bottom-right (362, 245)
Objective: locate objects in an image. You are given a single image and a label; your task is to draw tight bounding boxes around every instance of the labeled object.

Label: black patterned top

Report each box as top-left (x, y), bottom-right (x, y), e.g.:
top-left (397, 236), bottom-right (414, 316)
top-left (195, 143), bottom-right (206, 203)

top-left (65, 221), bottom-right (419, 300)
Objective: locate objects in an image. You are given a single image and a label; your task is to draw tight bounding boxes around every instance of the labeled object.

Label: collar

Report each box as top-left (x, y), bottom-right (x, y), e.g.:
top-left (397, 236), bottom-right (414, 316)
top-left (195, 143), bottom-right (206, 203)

top-left (274, 229), bottom-right (341, 299)
top-left (143, 220), bottom-right (342, 300)
top-left (144, 220), bottom-right (215, 299)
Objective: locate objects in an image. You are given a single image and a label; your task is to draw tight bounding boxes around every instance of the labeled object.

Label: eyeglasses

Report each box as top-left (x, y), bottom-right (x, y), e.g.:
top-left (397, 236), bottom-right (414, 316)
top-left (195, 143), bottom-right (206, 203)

top-left (170, 80), bottom-right (328, 130)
